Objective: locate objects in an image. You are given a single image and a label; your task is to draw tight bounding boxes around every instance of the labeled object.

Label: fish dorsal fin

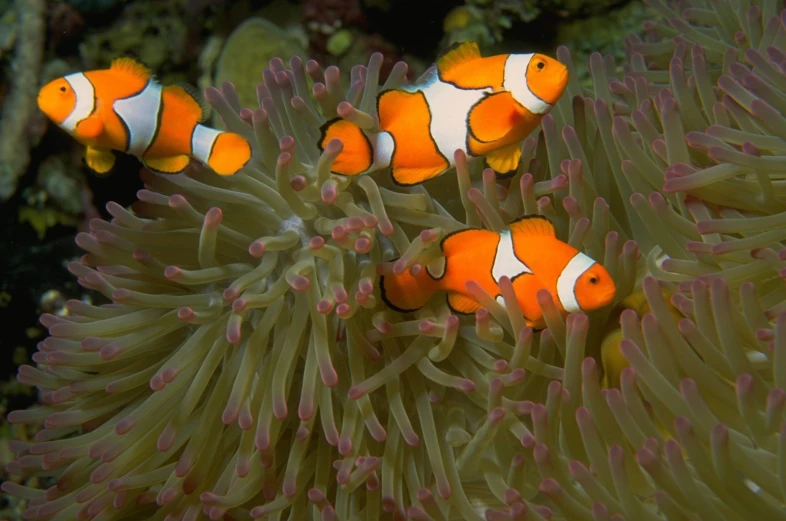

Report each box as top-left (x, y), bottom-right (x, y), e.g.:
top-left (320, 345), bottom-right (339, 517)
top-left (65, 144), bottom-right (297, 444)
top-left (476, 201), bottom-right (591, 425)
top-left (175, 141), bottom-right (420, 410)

top-left (167, 82), bottom-right (211, 122)
top-left (436, 41), bottom-right (481, 78)
top-left (110, 56), bottom-right (152, 80)
top-left (508, 215), bottom-right (555, 237)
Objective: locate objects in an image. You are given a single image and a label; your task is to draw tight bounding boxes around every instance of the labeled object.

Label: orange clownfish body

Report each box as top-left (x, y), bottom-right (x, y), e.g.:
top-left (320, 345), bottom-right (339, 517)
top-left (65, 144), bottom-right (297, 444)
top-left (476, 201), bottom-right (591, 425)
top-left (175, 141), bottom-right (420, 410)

top-left (318, 41), bottom-right (569, 186)
top-left (37, 57), bottom-right (251, 176)
top-left (380, 216), bottom-right (616, 329)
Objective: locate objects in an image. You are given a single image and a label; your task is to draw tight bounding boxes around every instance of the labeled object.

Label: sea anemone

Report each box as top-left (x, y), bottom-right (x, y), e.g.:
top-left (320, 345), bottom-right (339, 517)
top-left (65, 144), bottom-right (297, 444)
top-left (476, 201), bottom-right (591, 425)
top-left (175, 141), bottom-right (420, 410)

top-left (4, 0), bottom-right (786, 520)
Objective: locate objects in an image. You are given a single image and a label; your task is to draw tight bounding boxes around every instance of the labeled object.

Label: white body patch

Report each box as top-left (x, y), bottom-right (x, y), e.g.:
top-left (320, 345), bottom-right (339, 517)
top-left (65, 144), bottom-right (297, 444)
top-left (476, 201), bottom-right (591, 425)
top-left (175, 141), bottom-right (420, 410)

top-left (504, 54), bottom-right (552, 115)
top-left (371, 131), bottom-right (394, 169)
top-left (406, 69), bottom-right (489, 161)
top-left (556, 252), bottom-right (596, 313)
top-left (61, 73), bottom-right (96, 134)
top-left (191, 124), bottom-right (222, 164)
top-left (491, 230), bottom-right (531, 283)
top-left (113, 80), bottom-right (163, 156)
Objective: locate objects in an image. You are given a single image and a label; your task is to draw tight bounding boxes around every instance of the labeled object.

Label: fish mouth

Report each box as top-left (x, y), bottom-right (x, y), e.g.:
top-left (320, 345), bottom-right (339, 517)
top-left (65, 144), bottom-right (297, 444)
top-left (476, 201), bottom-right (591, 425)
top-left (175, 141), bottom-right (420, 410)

top-left (600, 287), bottom-right (617, 307)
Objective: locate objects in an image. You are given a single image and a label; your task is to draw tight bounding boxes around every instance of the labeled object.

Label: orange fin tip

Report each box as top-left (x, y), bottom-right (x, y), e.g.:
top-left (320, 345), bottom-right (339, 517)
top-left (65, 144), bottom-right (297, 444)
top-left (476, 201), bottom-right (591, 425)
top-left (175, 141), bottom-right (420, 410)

top-left (485, 142), bottom-right (522, 176)
top-left (143, 154), bottom-right (190, 174)
top-left (320, 118), bottom-right (373, 176)
top-left (469, 92), bottom-right (521, 143)
top-left (391, 165), bottom-right (447, 186)
top-left (75, 115), bottom-right (104, 140)
top-left (168, 82), bottom-right (211, 122)
top-left (85, 146), bottom-right (115, 175)
top-left (508, 215), bottom-right (555, 237)
top-left (446, 292), bottom-right (482, 314)
top-left (436, 41), bottom-right (481, 78)
top-left (207, 132), bottom-right (251, 176)
top-left (110, 56), bottom-right (152, 80)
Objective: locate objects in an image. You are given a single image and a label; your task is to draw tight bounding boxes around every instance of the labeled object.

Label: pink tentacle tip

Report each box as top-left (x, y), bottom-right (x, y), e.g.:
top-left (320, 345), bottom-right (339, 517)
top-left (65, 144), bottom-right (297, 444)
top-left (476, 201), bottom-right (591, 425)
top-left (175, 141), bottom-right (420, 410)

top-left (346, 216), bottom-right (364, 232)
top-left (354, 237), bottom-right (371, 253)
top-left (337, 101), bottom-right (354, 119)
top-left (458, 379), bottom-right (476, 393)
top-left (358, 278), bottom-right (374, 295)
top-left (290, 175), bottom-right (307, 191)
top-left (317, 299), bottom-right (334, 314)
top-left (409, 263), bottom-right (423, 276)
top-left (164, 265), bottom-right (182, 280)
top-left (418, 320), bottom-right (437, 334)
top-left (332, 225), bottom-right (347, 241)
top-left (223, 287), bottom-right (240, 301)
top-left (248, 240), bottom-right (266, 258)
top-left (494, 359), bottom-right (509, 372)
top-left (279, 135), bottom-right (295, 153)
top-left (177, 307), bottom-right (194, 322)
top-left (227, 324), bottom-right (242, 344)
top-left (321, 183), bottom-right (337, 204)
top-left (336, 303), bottom-right (351, 318)
top-left (289, 274), bottom-right (311, 292)
top-left (333, 287), bottom-right (348, 303)
top-left (309, 236), bottom-right (325, 250)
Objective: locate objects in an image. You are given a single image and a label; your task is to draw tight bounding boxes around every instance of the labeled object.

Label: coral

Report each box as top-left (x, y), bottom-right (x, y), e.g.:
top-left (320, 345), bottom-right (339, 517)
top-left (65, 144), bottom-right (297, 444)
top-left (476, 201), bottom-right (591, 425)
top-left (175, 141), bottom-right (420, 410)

top-left (443, 0), bottom-right (630, 48)
top-left (213, 17), bottom-right (306, 119)
top-left (64, 0), bottom-right (125, 14)
top-left (3, 0), bottom-right (786, 520)
top-left (558, 0), bottom-right (650, 89)
top-left (303, 0), bottom-right (365, 58)
top-left (46, 1), bottom-right (84, 52)
top-left (78, 0), bottom-right (186, 77)
top-left (0, 0), bottom-right (46, 201)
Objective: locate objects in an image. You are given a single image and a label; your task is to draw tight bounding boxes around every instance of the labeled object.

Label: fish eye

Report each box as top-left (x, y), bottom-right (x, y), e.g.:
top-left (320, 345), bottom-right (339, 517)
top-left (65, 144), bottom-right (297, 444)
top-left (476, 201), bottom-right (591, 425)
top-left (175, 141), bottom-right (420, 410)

top-left (589, 275), bottom-right (598, 284)
top-left (536, 61), bottom-right (545, 70)
top-left (59, 85), bottom-right (67, 93)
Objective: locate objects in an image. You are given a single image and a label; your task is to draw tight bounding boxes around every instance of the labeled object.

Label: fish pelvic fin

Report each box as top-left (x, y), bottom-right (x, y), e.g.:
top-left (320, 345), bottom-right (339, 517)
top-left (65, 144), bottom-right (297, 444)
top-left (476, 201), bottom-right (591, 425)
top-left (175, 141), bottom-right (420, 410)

top-left (85, 146), bottom-right (115, 175)
top-left (484, 142), bottom-right (522, 177)
top-left (379, 260), bottom-right (440, 313)
top-left (319, 118), bottom-right (373, 176)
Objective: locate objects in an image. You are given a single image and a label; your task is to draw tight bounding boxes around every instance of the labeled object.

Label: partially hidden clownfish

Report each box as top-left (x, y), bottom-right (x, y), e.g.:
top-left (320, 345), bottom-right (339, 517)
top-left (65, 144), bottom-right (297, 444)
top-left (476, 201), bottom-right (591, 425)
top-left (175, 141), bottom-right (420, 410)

top-left (318, 41), bottom-right (569, 186)
top-left (37, 57), bottom-right (251, 176)
top-left (379, 216), bottom-right (616, 329)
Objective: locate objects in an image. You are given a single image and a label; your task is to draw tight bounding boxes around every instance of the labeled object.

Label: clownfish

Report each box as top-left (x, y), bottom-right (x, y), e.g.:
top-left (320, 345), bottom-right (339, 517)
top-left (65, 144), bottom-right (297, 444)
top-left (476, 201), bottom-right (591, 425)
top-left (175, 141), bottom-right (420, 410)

top-left (379, 216), bottom-right (616, 329)
top-left (37, 57), bottom-right (251, 176)
top-left (318, 41), bottom-right (569, 186)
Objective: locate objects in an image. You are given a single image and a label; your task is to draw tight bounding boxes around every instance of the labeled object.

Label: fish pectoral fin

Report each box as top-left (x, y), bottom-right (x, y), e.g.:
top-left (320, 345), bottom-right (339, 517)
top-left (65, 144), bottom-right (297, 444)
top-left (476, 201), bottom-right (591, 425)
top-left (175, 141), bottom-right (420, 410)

top-left (391, 165), bottom-right (448, 186)
top-left (469, 91), bottom-right (521, 144)
top-left (85, 146), bottom-right (115, 174)
top-left (436, 41), bottom-right (482, 78)
top-left (446, 292), bottom-right (482, 314)
top-left (485, 142), bottom-right (522, 177)
top-left (75, 116), bottom-right (104, 140)
top-left (143, 155), bottom-right (191, 174)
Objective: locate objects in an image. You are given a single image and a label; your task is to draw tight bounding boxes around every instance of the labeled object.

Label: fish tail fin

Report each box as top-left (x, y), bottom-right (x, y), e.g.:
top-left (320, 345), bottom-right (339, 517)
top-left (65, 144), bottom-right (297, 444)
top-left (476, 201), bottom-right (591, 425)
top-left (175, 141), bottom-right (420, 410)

top-left (379, 261), bottom-right (440, 313)
top-left (203, 128), bottom-right (251, 176)
top-left (319, 118), bottom-right (373, 176)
